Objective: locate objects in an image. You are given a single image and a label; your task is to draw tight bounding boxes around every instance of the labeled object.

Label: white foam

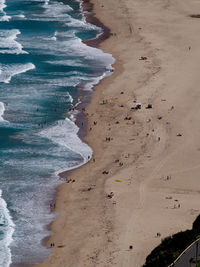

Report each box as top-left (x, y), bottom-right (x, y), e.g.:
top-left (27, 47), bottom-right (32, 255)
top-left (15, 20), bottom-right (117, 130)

top-left (31, 1), bottom-right (72, 21)
top-left (44, 2), bottom-right (73, 14)
top-left (75, 0), bottom-right (114, 64)
top-left (43, 36), bottom-right (114, 90)
top-left (46, 59), bottom-right (84, 67)
top-left (58, 37), bottom-right (114, 66)
top-left (0, 0), bottom-right (6, 12)
top-left (13, 14), bottom-right (26, 19)
top-left (0, 14), bottom-right (11, 21)
top-left (69, 110), bottom-right (79, 122)
top-left (0, 0), bottom-right (11, 22)
top-left (50, 36), bottom-right (56, 41)
top-left (66, 17), bottom-right (102, 33)
top-left (41, 36), bottom-right (115, 71)
top-left (83, 72), bottom-right (110, 91)
top-left (39, 119), bottom-right (92, 172)
top-left (0, 63), bottom-right (35, 83)
top-left (66, 92), bottom-right (73, 104)
top-left (44, 0), bottom-right (49, 5)
top-left (0, 189), bottom-right (15, 267)
top-left (0, 29), bottom-right (27, 54)
top-left (47, 31), bottom-right (57, 41)
top-left (0, 102), bottom-right (7, 122)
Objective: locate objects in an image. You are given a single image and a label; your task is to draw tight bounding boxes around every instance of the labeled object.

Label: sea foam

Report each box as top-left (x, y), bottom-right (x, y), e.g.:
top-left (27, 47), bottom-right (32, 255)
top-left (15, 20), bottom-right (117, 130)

top-left (0, 190), bottom-right (15, 267)
top-left (39, 118), bottom-right (92, 172)
top-left (0, 102), bottom-right (7, 122)
top-left (0, 0), bottom-right (11, 22)
top-left (0, 63), bottom-right (35, 83)
top-left (0, 29), bottom-right (27, 54)
top-left (30, 1), bottom-right (73, 21)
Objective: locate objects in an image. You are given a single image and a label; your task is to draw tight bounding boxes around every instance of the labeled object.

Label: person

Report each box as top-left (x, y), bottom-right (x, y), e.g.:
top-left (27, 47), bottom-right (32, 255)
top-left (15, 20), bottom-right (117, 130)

top-left (107, 192), bottom-right (114, 199)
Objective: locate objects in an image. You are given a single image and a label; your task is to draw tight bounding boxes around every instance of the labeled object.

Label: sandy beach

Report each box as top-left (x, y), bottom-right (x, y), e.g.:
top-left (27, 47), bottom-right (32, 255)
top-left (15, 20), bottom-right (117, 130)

top-left (37, 0), bottom-right (200, 266)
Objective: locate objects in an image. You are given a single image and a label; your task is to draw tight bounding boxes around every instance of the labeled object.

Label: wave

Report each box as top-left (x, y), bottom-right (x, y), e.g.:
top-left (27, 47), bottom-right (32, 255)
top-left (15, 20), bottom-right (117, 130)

top-left (29, 34), bottom-right (115, 69)
top-left (82, 71), bottom-right (113, 91)
top-left (57, 36), bottom-right (114, 65)
top-left (0, 0), bottom-right (11, 22)
top-left (30, 1), bottom-right (73, 21)
top-left (44, 0), bottom-right (49, 6)
top-left (66, 92), bottom-right (73, 104)
top-left (0, 14), bottom-right (11, 21)
top-left (45, 59), bottom-right (85, 67)
top-left (66, 17), bottom-right (102, 33)
top-left (0, 102), bottom-right (7, 122)
top-left (0, 63), bottom-right (35, 83)
top-left (0, 29), bottom-right (27, 54)
top-left (44, 31), bottom-right (57, 41)
top-left (0, 0), bottom-right (6, 11)
top-left (39, 118), bottom-right (93, 172)
top-left (13, 14), bottom-right (26, 20)
top-left (0, 189), bottom-right (15, 267)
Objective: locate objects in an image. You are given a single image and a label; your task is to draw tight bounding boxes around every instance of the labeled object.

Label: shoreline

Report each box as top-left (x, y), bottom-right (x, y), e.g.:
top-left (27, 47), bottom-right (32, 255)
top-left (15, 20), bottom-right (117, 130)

top-left (12, 0), bottom-right (113, 265)
top-left (37, 0), bottom-right (200, 266)
top-left (36, 0), bottom-right (114, 265)
top-left (58, 2), bottom-right (113, 181)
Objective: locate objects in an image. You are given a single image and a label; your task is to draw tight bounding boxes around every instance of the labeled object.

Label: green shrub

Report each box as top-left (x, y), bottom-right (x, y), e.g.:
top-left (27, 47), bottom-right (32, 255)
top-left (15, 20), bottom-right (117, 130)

top-left (143, 215), bottom-right (200, 267)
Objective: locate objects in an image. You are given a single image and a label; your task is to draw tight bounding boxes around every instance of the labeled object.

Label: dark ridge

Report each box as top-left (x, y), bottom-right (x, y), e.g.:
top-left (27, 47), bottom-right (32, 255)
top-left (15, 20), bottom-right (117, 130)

top-left (190, 14), bottom-right (200, 18)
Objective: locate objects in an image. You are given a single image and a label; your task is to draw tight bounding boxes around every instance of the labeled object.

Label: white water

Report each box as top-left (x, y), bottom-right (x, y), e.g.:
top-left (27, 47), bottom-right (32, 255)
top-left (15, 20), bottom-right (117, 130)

top-left (0, 63), bottom-right (35, 83)
top-left (0, 0), bottom-right (11, 22)
top-left (0, 102), bottom-right (7, 122)
top-left (31, 1), bottom-right (73, 21)
top-left (0, 190), bottom-right (15, 267)
top-left (39, 118), bottom-right (93, 172)
top-left (0, 29), bottom-right (27, 54)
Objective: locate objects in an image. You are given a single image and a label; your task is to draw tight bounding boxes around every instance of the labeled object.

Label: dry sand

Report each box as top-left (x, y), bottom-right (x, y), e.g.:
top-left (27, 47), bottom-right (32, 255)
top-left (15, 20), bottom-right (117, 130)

top-left (37, 0), bottom-right (200, 266)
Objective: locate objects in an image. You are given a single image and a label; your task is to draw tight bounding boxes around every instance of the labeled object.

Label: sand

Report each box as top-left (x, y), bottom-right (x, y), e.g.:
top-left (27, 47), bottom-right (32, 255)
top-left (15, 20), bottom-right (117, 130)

top-left (37, 0), bottom-right (200, 266)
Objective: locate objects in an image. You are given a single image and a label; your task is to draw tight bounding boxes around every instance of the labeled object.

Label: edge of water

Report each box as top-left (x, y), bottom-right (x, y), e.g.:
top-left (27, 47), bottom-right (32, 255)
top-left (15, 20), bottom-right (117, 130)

top-left (38, 0), bottom-right (114, 254)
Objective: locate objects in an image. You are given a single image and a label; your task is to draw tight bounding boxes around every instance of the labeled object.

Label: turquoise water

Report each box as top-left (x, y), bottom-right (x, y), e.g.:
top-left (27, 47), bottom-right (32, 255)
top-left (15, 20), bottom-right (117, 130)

top-left (0, 0), bottom-right (114, 266)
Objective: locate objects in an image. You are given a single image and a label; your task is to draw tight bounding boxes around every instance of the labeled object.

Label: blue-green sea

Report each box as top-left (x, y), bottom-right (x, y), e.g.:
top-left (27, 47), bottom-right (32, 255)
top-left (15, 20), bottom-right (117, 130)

top-left (0, 0), bottom-right (114, 266)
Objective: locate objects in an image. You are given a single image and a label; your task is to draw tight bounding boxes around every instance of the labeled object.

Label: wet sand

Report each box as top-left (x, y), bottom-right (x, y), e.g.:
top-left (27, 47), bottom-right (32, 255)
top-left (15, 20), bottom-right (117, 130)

top-left (37, 0), bottom-right (200, 266)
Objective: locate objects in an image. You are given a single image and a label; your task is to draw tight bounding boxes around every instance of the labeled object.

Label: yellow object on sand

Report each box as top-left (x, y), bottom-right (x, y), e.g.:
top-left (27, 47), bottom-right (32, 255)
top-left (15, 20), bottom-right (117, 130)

top-left (115, 179), bottom-right (123, 182)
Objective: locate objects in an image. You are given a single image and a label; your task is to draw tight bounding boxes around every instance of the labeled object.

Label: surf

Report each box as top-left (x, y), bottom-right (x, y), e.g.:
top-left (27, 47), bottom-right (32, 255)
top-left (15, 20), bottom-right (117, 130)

top-left (0, 189), bottom-right (15, 267)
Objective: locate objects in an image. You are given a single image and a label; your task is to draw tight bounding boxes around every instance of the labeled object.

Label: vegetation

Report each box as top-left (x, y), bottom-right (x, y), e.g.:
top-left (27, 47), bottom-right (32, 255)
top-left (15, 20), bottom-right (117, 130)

top-left (194, 260), bottom-right (200, 267)
top-left (143, 215), bottom-right (200, 267)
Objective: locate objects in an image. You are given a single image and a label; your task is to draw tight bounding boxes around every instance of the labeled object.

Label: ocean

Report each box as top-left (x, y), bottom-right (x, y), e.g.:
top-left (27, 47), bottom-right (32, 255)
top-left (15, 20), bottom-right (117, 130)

top-left (0, 0), bottom-right (114, 266)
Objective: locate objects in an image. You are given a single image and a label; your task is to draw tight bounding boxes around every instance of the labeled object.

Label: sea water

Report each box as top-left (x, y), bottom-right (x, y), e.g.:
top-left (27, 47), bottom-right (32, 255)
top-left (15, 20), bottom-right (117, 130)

top-left (0, 0), bottom-right (114, 266)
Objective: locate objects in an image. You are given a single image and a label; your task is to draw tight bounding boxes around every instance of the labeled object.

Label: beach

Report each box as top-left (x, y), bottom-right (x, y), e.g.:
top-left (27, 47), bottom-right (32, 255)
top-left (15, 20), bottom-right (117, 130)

top-left (37, 0), bottom-right (200, 266)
